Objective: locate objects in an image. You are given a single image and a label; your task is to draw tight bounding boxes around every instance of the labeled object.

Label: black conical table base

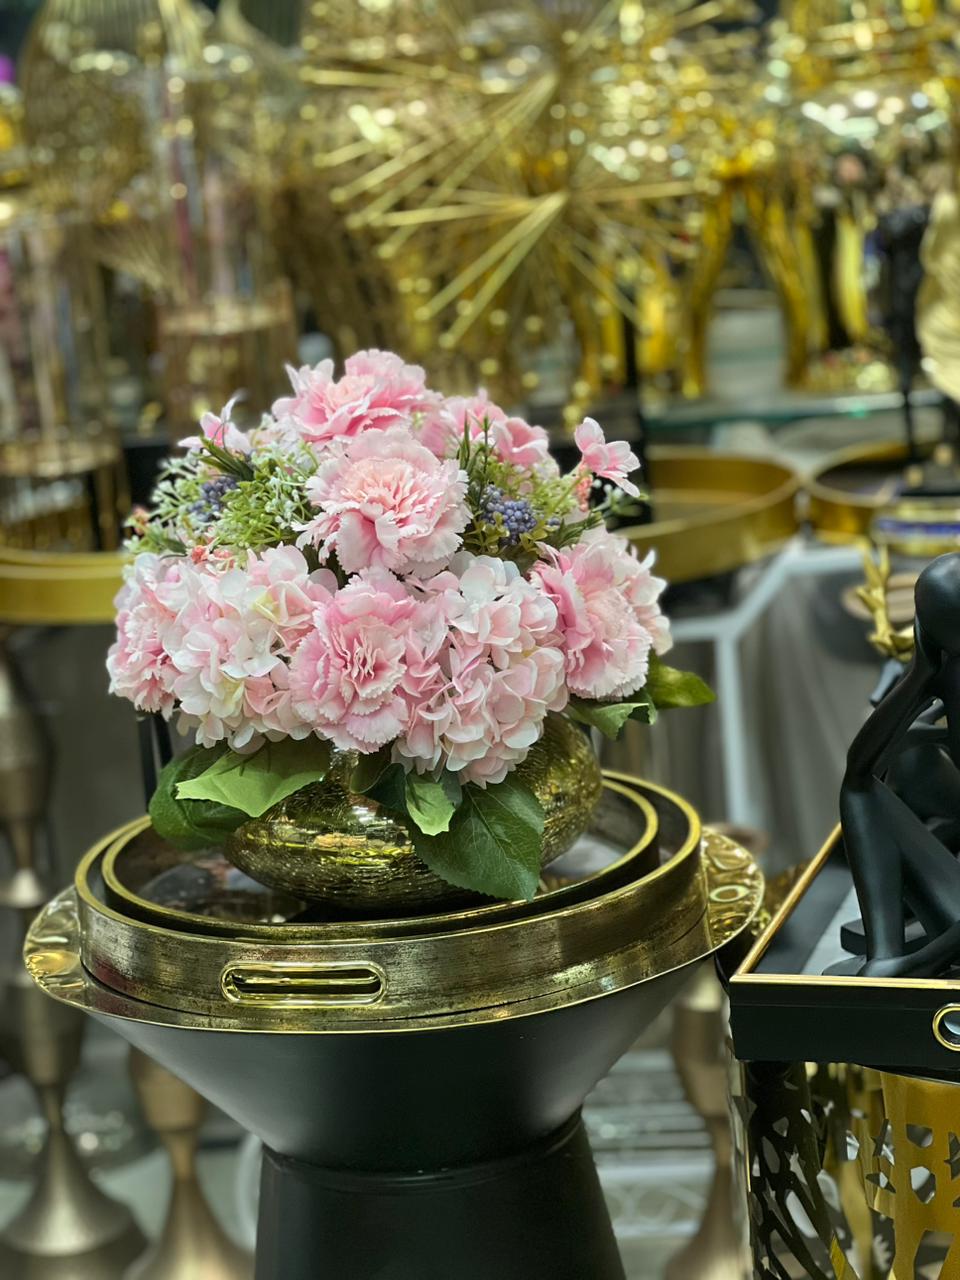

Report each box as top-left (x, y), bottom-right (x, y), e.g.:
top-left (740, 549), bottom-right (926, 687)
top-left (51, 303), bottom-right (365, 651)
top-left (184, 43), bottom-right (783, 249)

top-left (257, 1114), bottom-right (624, 1280)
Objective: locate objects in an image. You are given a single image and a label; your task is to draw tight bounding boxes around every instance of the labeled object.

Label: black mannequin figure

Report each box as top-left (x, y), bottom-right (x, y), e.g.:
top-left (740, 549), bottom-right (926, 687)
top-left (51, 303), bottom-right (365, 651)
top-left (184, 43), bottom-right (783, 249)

top-left (840, 553), bottom-right (960, 977)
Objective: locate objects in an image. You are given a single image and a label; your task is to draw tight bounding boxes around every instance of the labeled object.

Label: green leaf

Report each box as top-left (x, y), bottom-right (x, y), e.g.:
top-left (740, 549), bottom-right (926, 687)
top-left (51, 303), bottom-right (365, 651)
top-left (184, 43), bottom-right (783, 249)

top-left (349, 746), bottom-right (394, 795)
top-left (149, 745), bottom-right (247, 851)
top-left (646, 656), bottom-right (715, 710)
top-left (365, 763), bottom-right (408, 814)
top-left (413, 777), bottom-right (544, 901)
top-left (566, 693), bottom-right (657, 739)
top-left (405, 772), bottom-right (461, 836)
top-left (176, 738), bottom-right (331, 818)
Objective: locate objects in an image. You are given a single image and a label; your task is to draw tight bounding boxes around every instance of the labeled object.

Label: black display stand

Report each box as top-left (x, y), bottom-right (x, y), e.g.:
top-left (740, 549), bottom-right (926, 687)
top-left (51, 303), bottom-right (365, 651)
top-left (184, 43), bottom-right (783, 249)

top-left (256, 1114), bottom-right (624, 1280)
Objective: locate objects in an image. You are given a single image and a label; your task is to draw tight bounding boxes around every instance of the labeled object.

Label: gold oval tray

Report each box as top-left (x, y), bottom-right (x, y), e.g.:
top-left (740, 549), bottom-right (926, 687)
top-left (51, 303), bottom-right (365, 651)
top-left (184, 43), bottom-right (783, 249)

top-left (806, 440), bottom-right (913, 542)
top-left (27, 823), bottom-right (763, 1035)
top-left (0, 547), bottom-right (126, 625)
top-left (620, 448), bottom-right (800, 583)
top-left (100, 779), bottom-right (661, 938)
top-left (72, 778), bottom-right (708, 1026)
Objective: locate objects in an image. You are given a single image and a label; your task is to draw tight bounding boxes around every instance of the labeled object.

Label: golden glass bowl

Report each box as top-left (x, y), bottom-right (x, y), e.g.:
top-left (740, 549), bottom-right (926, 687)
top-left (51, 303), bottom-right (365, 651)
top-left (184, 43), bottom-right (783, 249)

top-left (225, 714), bottom-right (603, 912)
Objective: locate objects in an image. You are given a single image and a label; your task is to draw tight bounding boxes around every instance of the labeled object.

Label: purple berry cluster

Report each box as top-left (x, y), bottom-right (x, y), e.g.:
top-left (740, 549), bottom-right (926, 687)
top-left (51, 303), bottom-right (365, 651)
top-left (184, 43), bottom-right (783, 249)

top-left (190, 474), bottom-right (239, 523)
top-left (481, 485), bottom-right (538, 545)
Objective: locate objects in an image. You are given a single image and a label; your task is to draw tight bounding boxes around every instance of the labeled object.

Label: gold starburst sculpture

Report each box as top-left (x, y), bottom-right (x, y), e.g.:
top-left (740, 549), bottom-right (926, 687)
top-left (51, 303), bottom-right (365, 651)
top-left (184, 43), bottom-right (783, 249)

top-left (289, 0), bottom-right (760, 415)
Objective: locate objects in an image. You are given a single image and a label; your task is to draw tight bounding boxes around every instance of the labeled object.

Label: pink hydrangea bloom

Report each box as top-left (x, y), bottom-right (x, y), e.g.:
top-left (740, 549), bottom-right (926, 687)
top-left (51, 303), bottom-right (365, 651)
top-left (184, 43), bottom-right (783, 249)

top-left (272, 350), bottom-right (435, 445)
top-left (287, 571), bottom-right (445, 753)
top-left (395, 555), bottom-right (567, 785)
top-left (574, 418), bottom-right (641, 497)
top-left (245, 546), bottom-right (336, 655)
top-left (298, 427), bottom-right (469, 576)
top-left (531, 529), bottom-right (671, 701)
top-left (419, 393), bottom-right (555, 475)
top-left (107, 554), bottom-right (183, 716)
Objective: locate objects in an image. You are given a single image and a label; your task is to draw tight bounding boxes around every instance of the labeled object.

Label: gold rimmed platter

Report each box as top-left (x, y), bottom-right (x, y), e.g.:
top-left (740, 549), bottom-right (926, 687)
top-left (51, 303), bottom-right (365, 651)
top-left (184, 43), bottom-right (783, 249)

top-left (69, 777), bottom-right (709, 1026)
top-left (97, 778), bottom-right (662, 939)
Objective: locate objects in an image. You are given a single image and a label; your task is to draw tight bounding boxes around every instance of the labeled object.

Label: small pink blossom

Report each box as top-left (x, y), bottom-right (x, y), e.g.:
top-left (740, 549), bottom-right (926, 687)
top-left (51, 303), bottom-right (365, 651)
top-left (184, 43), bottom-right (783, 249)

top-left (419, 393), bottom-right (555, 474)
top-left (272, 350), bottom-right (436, 445)
top-left (180, 395), bottom-right (252, 456)
top-left (531, 529), bottom-right (670, 701)
top-left (298, 428), bottom-right (469, 576)
top-left (288, 571), bottom-right (443, 753)
top-left (574, 418), bottom-right (641, 497)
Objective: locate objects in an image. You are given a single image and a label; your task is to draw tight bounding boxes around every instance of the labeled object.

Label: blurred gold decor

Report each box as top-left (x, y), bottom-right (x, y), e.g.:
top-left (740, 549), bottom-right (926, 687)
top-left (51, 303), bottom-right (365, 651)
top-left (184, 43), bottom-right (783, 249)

top-left (19, 0), bottom-right (298, 434)
top-left (287, 0), bottom-right (761, 417)
top-left (0, 181), bottom-right (125, 554)
top-left (917, 186), bottom-right (960, 403)
top-left (851, 546), bottom-right (916, 661)
top-left (748, 0), bottom-right (957, 392)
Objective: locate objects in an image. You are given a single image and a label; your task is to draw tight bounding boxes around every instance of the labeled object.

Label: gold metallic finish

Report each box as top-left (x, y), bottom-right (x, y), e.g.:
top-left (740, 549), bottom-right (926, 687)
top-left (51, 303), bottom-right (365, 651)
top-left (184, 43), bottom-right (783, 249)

top-left (28, 803), bottom-right (763, 1035)
top-left (807, 440), bottom-right (914, 543)
top-left (127, 1049), bottom-right (252, 1280)
top-left (618, 449), bottom-right (800, 584)
top-left (288, 1), bottom-right (761, 410)
top-left (0, 913), bottom-right (145, 1274)
top-left (73, 784), bottom-right (705, 1025)
top-left (918, 189), bottom-right (960, 404)
top-left (931, 1004), bottom-right (960, 1052)
top-left (101, 783), bottom-right (659, 938)
top-left (846, 547), bottom-right (915, 662)
top-left (226, 713), bottom-right (603, 910)
top-left (665, 968), bottom-right (748, 1280)
top-left (0, 548), bottom-right (126, 625)
top-left (24, 824), bottom-right (768, 1034)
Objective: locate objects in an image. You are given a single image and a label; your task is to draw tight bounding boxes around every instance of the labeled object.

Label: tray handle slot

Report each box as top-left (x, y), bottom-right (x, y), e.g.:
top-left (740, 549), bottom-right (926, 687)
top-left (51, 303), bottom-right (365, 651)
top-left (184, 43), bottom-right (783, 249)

top-left (220, 961), bottom-right (385, 1009)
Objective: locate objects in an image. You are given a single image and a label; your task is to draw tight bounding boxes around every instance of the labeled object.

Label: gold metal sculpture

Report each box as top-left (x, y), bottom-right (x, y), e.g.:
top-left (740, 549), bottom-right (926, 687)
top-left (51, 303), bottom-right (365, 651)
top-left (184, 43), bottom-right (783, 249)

top-left (747, 0), bottom-right (957, 392)
top-left (852, 546), bottom-right (915, 662)
top-left (917, 187), bottom-right (960, 403)
top-left (127, 1049), bottom-right (252, 1280)
top-left (290, 0), bottom-right (760, 415)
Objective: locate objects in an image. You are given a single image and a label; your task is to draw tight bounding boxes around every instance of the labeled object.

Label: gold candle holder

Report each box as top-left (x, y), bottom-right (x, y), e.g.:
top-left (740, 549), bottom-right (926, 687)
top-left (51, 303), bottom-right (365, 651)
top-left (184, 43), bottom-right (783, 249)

top-left (665, 966), bottom-right (748, 1280)
top-left (127, 1049), bottom-right (251, 1280)
top-left (0, 912), bottom-right (145, 1276)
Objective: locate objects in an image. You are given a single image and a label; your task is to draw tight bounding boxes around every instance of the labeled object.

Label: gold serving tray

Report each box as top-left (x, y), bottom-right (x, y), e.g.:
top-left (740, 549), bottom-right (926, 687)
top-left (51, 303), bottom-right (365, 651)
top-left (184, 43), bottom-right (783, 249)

top-left (0, 547), bottom-right (126, 625)
top-left (621, 448), bottom-right (800, 583)
top-left (48, 775), bottom-right (765, 1030)
top-left (807, 440), bottom-right (912, 542)
top-left (100, 779), bottom-right (660, 938)
top-left (29, 830), bottom-right (761, 1035)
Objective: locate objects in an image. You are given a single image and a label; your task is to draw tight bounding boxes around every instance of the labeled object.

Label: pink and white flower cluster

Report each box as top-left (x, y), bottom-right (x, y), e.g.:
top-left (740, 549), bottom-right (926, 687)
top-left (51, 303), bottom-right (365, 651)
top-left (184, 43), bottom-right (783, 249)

top-left (109, 350), bottom-right (668, 784)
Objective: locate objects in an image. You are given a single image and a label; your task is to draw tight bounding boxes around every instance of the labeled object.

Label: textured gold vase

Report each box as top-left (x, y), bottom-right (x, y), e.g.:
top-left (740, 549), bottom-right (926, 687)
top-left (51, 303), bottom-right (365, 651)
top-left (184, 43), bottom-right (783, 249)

top-left (226, 714), bottom-right (603, 912)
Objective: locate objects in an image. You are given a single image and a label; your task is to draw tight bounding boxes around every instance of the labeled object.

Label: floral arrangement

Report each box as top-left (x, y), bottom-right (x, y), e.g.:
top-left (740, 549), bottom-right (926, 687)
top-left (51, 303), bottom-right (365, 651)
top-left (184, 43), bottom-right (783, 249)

top-left (109, 351), bottom-right (711, 900)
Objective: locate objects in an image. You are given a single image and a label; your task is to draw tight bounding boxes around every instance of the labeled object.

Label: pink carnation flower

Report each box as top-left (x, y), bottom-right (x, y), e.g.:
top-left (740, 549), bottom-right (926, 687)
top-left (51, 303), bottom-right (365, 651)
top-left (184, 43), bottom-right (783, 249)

top-left (272, 350), bottom-right (435, 445)
top-left (531, 529), bottom-right (671, 701)
top-left (298, 427), bottom-right (469, 576)
top-left (420, 393), bottom-right (556, 475)
top-left (574, 418), bottom-right (641, 498)
top-left (288, 571), bottom-right (445, 753)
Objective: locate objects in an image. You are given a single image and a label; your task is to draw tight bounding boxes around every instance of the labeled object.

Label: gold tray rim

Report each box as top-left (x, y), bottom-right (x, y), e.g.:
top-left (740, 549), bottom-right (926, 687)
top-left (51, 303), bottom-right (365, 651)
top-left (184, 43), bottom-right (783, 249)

top-left (98, 778), bottom-right (663, 937)
top-left (26, 828), bottom-right (763, 1035)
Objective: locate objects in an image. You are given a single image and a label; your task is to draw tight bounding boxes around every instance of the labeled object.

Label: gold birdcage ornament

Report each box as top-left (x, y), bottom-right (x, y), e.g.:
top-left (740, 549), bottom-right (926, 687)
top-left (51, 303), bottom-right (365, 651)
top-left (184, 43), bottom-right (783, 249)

top-left (288, 0), bottom-right (761, 416)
